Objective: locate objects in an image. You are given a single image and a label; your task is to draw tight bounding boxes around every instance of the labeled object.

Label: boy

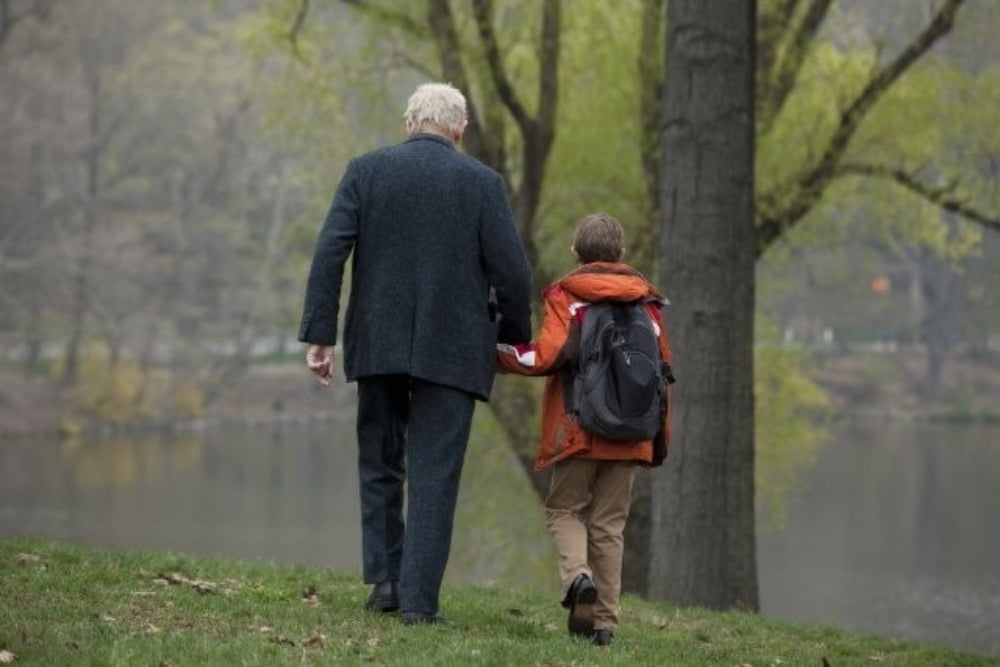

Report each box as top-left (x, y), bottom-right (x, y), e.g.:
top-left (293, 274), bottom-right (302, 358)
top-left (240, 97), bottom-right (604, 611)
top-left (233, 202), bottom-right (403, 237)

top-left (497, 212), bottom-right (672, 646)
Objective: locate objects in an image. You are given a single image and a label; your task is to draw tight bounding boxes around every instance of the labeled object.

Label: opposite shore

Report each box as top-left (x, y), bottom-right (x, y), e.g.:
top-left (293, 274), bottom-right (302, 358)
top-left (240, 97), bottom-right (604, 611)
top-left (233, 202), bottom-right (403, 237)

top-left (2, 349), bottom-right (999, 439)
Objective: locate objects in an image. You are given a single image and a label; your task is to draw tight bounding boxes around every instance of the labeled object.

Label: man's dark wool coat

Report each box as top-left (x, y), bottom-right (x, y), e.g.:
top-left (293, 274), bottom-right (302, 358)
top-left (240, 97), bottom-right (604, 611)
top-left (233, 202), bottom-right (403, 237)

top-left (298, 133), bottom-right (533, 400)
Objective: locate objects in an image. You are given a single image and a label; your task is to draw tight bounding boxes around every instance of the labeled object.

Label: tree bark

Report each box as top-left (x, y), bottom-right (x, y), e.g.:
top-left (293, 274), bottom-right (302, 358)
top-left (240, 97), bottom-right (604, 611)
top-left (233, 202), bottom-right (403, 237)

top-left (650, 0), bottom-right (759, 610)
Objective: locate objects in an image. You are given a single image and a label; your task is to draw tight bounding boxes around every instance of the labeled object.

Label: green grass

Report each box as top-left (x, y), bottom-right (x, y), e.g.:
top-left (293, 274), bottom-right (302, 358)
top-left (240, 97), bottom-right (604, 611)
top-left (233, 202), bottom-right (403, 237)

top-left (1, 539), bottom-right (995, 666)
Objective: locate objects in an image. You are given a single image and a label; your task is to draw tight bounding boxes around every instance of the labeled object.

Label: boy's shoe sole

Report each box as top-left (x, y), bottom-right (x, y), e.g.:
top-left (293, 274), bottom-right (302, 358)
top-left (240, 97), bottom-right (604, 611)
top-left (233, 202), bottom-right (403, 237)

top-left (565, 574), bottom-right (598, 636)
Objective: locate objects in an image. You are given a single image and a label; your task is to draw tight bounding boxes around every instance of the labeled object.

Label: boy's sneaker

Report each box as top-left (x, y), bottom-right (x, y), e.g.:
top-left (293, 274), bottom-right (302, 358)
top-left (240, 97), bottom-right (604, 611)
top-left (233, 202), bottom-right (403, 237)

top-left (562, 573), bottom-right (598, 636)
top-left (591, 629), bottom-right (614, 646)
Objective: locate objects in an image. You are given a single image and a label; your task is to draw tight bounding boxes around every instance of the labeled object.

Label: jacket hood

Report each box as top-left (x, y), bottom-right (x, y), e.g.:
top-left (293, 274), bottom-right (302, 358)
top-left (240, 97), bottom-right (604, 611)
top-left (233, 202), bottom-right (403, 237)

top-left (556, 262), bottom-right (664, 303)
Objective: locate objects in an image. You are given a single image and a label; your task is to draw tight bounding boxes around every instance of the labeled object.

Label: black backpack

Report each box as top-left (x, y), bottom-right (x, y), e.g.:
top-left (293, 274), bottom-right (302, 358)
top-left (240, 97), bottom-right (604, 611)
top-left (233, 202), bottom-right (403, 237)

top-left (571, 299), bottom-right (675, 442)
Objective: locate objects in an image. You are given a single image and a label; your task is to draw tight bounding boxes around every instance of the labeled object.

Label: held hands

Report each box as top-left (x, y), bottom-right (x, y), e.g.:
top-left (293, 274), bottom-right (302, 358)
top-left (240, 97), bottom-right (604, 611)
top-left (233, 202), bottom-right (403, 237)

top-left (306, 344), bottom-right (335, 386)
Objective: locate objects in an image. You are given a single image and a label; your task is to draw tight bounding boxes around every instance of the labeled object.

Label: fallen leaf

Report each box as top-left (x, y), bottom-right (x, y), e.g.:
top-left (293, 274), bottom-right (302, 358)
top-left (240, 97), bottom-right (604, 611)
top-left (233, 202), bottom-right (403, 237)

top-left (302, 585), bottom-right (320, 606)
top-left (156, 572), bottom-right (216, 594)
top-left (304, 634), bottom-right (326, 649)
top-left (0, 650), bottom-right (15, 664)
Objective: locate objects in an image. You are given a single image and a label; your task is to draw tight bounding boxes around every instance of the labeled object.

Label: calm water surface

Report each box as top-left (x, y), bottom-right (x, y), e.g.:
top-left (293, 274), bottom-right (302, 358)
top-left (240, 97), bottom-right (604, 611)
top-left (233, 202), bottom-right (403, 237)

top-left (757, 421), bottom-right (1000, 656)
top-left (1, 418), bottom-right (998, 655)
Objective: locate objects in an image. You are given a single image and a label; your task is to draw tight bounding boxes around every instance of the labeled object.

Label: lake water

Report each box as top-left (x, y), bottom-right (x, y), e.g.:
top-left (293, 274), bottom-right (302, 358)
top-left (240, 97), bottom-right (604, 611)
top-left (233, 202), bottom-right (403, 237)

top-left (1, 416), bottom-right (998, 656)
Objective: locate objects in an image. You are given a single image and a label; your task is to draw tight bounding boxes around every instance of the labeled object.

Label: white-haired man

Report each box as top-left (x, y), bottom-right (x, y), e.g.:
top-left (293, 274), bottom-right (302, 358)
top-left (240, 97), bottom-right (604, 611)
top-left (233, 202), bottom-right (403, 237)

top-left (299, 82), bottom-right (532, 625)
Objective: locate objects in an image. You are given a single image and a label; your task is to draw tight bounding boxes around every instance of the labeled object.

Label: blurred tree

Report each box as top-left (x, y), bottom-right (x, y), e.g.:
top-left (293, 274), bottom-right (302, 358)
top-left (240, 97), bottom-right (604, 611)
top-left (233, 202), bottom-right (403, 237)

top-left (0, 0), bottom-right (54, 50)
top-left (0, 0), bottom-right (308, 419)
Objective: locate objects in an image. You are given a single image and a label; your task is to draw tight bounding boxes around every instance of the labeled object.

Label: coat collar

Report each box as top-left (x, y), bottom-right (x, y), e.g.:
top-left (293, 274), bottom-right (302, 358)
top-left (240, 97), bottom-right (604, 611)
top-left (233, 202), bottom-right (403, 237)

top-left (404, 132), bottom-right (456, 150)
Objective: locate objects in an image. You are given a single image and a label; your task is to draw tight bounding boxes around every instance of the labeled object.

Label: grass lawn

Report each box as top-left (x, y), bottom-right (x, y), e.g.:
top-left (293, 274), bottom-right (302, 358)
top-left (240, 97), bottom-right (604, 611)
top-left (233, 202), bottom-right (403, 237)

top-left (0, 538), bottom-right (995, 666)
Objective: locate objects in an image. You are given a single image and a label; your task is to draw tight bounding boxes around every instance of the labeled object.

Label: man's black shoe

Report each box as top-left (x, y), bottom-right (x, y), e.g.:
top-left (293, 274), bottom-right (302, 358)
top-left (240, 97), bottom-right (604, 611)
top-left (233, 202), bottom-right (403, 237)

top-left (562, 573), bottom-right (597, 636)
top-left (400, 612), bottom-right (452, 626)
top-left (591, 629), bottom-right (614, 646)
top-left (364, 581), bottom-right (399, 613)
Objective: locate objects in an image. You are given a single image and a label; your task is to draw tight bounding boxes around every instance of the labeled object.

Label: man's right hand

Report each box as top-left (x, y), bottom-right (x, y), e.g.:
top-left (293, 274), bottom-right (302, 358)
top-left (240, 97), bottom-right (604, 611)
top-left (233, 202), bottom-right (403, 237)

top-left (306, 344), bottom-right (335, 386)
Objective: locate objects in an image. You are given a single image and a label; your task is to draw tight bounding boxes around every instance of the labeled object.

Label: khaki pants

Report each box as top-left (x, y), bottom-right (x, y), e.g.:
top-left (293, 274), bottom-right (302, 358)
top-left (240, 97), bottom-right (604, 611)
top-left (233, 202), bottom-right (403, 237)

top-left (544, 458), bottom-right (636, 631)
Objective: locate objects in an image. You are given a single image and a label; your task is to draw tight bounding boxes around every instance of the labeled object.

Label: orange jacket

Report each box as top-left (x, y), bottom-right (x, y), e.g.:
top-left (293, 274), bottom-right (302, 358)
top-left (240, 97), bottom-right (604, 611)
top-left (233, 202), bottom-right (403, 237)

top-left (497, 262), bottom-right (673, 471)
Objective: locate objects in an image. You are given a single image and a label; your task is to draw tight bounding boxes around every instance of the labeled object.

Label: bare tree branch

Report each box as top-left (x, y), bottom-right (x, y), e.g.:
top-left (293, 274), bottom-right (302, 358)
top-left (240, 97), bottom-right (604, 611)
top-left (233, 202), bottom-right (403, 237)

top-left (757, 0), bottom-right (967, 254)
top-left (756, 0), bottom-right (803, 106)
top-left (424, 0), bottom-right (505, 174)
top-left (758, 0), bottom-right (833, 136)
top-left (517, 0), bottom-right (560, 290)
top-left (471, 0), bottom-right (531, 132)
top-left (385, 46), bottom-right (436, 79)
top-left (535, 0), bottom-right (559, 139)
top-left (287, 0), bottom-right (309, 60)
top-left (0, 0), bottom-right (56, 49)
top-left (636, 0), bottom-right (664, 277)
top-left (838, 162), bottom-right (1000, 233)
top-left (425, 0), bottom-right (464, 87)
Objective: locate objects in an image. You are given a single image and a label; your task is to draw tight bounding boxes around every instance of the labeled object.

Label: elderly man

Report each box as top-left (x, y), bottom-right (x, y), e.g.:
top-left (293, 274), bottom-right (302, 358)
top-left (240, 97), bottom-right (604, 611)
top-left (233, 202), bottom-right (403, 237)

top-left (298, 82), bottom-right (532, 625)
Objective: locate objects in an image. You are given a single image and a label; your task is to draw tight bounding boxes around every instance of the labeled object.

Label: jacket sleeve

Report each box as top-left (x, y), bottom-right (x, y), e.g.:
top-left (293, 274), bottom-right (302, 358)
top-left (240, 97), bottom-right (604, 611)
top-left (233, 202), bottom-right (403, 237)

top-left (478, 171), bottom-right (533, 344)
top-left (496, 288), bottom-right (572, 376)
top-left (297, 160), bottom-right (361, 345)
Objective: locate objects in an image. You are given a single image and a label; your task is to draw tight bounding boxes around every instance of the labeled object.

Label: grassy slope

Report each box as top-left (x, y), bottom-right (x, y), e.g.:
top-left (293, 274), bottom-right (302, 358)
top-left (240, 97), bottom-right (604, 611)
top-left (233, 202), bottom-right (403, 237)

top-left (1, 539), bottom-right (995, 666)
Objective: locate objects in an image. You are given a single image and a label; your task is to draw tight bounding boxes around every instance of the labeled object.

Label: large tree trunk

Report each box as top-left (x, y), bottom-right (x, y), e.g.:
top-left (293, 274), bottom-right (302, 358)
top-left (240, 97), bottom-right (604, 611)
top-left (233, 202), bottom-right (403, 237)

top-left (621, 470), bottom-right (653, 594)
top-left (649, 0), bottom-right (759, 610)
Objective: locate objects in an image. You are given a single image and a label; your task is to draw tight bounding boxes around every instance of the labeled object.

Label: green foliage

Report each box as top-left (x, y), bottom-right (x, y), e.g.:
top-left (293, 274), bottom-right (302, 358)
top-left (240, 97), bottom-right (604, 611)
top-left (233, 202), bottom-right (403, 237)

top-left (55, 345), bottom-right (150, 424)
top-left (756, 8), bottom-right (998, 278)
top-left (170, 380), bottom-right (206, 420)
top-left (755, 321), bottom-right (831, 529)
top-left (1, 538), bottom-right (992, 666)
top-left (758, 41), bottom-right (877, 200)
top-left (540, 1), bottom-right (651, 277)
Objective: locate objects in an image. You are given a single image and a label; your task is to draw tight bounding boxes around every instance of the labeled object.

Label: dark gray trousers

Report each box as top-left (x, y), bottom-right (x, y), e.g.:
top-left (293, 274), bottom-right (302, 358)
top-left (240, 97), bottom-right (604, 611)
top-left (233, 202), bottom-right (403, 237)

top-left (356, 374), bottom-right (475, 615)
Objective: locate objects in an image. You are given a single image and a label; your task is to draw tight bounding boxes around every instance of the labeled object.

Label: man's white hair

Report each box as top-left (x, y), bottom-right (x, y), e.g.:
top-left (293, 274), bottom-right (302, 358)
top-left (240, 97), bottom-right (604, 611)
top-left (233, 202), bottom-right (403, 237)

top-left (403, 82), bottom-right (467, 134)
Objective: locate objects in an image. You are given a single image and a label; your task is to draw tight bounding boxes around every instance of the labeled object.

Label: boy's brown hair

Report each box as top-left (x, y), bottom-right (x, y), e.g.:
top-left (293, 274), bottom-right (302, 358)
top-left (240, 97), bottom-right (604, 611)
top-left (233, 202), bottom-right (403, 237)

top-left (572, 212), bottom-right (625, 264)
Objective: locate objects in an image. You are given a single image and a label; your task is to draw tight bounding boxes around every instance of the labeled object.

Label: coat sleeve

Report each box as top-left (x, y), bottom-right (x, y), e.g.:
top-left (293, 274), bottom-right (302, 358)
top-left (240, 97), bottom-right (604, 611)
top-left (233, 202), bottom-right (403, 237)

top-left (478, 172), bottom-right (533, 344)
top-left (298, 160), bottom-right (361, 345)
top-left (647, 300), bottom-right (673, 466)
top-left (496, 288), bottom-right (573, 376)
